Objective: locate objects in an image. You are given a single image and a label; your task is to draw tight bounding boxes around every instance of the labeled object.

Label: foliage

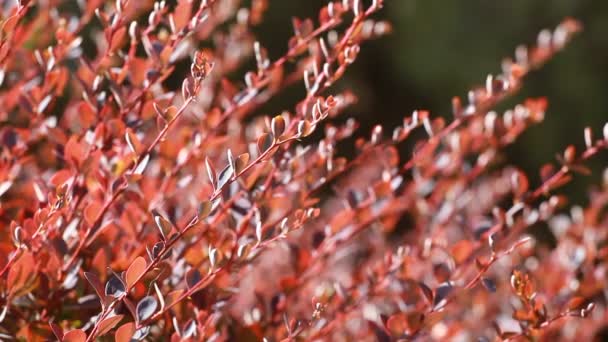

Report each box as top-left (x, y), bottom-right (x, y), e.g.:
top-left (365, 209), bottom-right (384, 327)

top-left (0, 0), bottom-right (607, 341)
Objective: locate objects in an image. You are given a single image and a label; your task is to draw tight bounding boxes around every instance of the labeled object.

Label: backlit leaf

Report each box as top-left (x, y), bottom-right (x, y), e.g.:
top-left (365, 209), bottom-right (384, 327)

top-left (125, 256), bottom-right (147, 288)
top-left (271, 115), bottom-right (286, 137)
top-left (84, 201), bottom-right (102, 226)
top-left (115, 323), bottom-right (135, 342)
top-left (63, 329), bottom-right (86, 342)
top-left (97, 315), bottom-right (124, 336)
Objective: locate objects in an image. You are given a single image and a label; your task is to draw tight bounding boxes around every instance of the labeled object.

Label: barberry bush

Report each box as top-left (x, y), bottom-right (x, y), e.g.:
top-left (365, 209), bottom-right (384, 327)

top-left (1, 0), bottom-right (607, 341)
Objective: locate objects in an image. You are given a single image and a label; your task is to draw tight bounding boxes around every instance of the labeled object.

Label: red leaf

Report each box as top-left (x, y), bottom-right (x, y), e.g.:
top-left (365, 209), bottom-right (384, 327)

top-left (1, 15), bottom-right (19, 35)
top-left (65, 136), bottom-right (85, 166)
top-left (115, 323), bottom-right (135, 342)
top-left (49, 323), bottom-right (63, 340)
top-left (63, 329), bottom-right (86, 342)
top-left (125, 256), bottom-right (147, 289)
top-left (49, 169), bottom-right (73, 187)
top-left (97, 315), bottom-right (124, 336)
top-left (84, 272), bottom-right (106, 303)
top-left (84, 201), bottom-right (102, 226)
top-left (418, 282), bottom-right (433, 304)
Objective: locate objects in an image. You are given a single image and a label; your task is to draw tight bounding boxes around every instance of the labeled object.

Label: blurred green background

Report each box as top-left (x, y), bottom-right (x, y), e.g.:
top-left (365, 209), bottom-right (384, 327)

top-left (255, 0), bottom-right (608, 203)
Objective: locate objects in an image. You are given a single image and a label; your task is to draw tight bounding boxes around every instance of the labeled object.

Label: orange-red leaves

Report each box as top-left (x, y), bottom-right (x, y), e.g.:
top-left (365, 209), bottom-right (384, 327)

top-left (125, 256), bottom-right (147, 289)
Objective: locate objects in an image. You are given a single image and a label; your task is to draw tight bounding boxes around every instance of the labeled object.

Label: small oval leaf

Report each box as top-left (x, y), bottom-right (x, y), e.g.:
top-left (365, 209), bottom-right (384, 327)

top-left (297, 120), bottom-right (314, 137)
top-left (84, 272), bottom-right (106, 302)
top-left (205, 157), bottom-right (217, 189)
top-left (105, 274), bottom-right (126, 297)
top-left (257, 133), bottom-right (274, 154)
top-left (198, 200), bottom-right (212, 220)
top-left (63, 329), bottom-right (86, 342)
top-left (125, 128), bottom-right (142, 155)
top-left (217, 164), bottom-right (234, 190)
top-left (186, 269), bottom-right (202, 289)
top-left (235, 153), bottom-right (249, 175)
top-left (136, 296), bottom-right (158, 322)
top-left (115, 323), bottom-right (135, 342)
top-left (97, 314), bottom-right (124, 336)
top-left (154, 215), bottom-right (172, 240)
top-left (84, 201), bottom-right (102, 226)
top-left (126, 256), bottom-right (147, 289)
top-left (271, 115), bottom-right (286, 137)
top-left (151, 241), bottom-right (165, 259)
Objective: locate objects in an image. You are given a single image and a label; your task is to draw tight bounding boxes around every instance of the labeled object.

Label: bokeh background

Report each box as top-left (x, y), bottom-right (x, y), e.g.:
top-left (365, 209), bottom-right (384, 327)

top-left (255, 0), bottom-right (608, 204)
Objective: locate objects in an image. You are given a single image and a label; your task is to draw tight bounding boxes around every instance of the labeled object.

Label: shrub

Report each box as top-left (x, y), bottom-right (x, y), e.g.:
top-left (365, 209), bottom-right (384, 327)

top-left (0, 0), bottom-right (607, 341)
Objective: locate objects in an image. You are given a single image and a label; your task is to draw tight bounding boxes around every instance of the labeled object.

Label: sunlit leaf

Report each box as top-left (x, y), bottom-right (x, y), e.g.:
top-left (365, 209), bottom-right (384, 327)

top-left (84, 201), bottom-right (102, 226)
top-left (63, 329), bottom-right (86, 342)
top-left (115, 323), bottom-right (135, 342)
top-left (97, 315), bottom-right (124, 336)
top-left (125, 256), bottom-right (147, 289)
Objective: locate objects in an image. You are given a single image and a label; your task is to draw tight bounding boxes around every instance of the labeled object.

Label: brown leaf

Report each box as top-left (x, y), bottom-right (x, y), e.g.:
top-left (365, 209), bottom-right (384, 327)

top-left (84, 272), bottom-right (106, 303)
top-left (271, 115), bottom-right (286, 137)
top-left (418, 282), bottom-right (433, 305)
top-left (257, 133), bottom-right (275, 154)
top-left (235, 153), bottom-right (250, 175)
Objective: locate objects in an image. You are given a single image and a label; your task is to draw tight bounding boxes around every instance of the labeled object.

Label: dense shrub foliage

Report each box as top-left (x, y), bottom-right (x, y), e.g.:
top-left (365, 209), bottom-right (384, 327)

top-left (1, 0), bottom-right (607, 341)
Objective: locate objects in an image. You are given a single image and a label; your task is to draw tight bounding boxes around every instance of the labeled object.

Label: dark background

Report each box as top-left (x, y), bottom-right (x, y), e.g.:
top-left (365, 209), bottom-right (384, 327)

top-left (255, 0), bottom-right (608, 204)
